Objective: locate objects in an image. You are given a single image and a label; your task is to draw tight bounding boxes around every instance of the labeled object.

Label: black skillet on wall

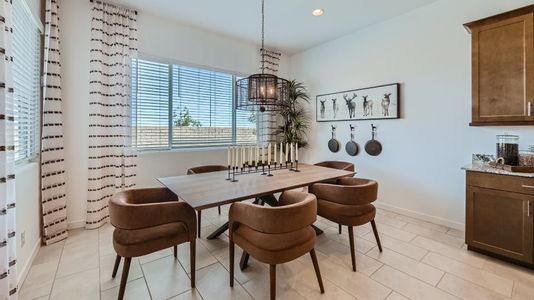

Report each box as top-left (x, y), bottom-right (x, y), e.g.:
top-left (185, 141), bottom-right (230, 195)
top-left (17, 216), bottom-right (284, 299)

top-left (365, 124), bottom-right (382, 156)
top-left (345, 124), bottom-right (360, 156)
top-left (328, 125), bottom-right (340, 153)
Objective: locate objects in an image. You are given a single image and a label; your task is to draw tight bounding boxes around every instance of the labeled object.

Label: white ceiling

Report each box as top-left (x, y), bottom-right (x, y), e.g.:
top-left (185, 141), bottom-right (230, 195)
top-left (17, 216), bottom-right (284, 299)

top-left (114, 0), bottom-right (439, 54)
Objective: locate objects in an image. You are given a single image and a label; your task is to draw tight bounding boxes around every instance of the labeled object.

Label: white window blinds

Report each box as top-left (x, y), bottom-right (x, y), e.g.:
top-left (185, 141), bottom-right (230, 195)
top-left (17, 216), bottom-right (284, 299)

top-left (12, 0), bottom-right (42, 162)
top-left (132, 59), bottom-right (257, 149)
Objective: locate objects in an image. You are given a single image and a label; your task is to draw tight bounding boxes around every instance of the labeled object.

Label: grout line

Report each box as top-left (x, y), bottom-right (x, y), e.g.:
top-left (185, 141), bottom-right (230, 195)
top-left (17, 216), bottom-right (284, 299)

top-left (368, 262), bottom-right (385, 277)
top-left (139, 255), bottom-right (154, 299)
top-left (48, 240), bottom-right (66, 299)
top-left (435, 269), bottom-right (446, 287)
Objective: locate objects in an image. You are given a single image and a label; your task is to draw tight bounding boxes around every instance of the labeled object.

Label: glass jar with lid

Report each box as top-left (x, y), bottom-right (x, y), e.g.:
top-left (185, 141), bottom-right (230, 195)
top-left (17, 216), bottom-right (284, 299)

top-left (496, 134), bottom-right (519, 165)
top-left (519, 150), bottom-right (534, 166)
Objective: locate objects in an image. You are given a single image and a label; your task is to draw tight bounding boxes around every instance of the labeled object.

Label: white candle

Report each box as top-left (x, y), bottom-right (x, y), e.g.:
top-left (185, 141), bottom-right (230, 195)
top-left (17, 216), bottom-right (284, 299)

top-left (255, 145), bottom-right (260, 167)
top-left (280, 142), bottom-right (283, 163)
top-left (231, 147), bottom-right (235, 167)
top-left (261, 145), bottom-right (265, 164)
top-left (249, 145), bottom-right (252, 165)
top-left (285, 143), bottom-right (289, 162)
top-left (290, 143), bottom-right (294, 162)
top-left (274, 143), bottom-right (277, 164)
top-left (234, 147), bottom-right (239, 168)
top-left (268, 143), bottom-right (271, 164)
top-left (227, 147), bottom-right (231, 166)
top-left (296, 144), bottom-right (299, 161)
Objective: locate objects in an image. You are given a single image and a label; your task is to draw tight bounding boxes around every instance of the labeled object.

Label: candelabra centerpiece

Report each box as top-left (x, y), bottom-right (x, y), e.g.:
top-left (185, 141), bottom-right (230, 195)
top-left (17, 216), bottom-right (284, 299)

top-left (225, 142), bottom-right (300, 182)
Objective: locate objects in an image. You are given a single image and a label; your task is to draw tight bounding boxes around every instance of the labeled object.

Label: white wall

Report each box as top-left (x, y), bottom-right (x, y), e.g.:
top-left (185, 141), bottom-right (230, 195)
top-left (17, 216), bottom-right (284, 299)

top-left (15, 163), bottom-right (41, 282)
top-left (59, 0), bottom-right (291, 226)
top-left (290, 0), bottom-right (534, 229)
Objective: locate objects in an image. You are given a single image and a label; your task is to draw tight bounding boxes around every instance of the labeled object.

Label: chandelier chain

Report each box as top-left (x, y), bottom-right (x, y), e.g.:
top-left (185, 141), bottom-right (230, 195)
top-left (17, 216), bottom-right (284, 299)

top-left (261, 0), bottom-right (265, 73)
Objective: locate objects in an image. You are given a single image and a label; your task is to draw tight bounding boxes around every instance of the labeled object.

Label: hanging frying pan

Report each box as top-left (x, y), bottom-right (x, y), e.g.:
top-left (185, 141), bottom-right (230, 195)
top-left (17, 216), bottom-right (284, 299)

top-left (345, 124), bottom-right (360, 156)
top-left (365, 124), bottom-right (382, 156)
top-left (328, 125), bottom-right (340, 153)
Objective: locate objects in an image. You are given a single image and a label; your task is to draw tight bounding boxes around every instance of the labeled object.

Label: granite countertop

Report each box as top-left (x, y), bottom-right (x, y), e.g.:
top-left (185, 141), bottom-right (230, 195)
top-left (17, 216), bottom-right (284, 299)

top-left (462, 164), bottom-right (534, 178)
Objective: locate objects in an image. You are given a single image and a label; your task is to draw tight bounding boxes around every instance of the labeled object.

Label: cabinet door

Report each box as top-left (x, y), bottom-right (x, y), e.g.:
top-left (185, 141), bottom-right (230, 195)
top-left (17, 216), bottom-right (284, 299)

top-left (466, 186), bottom-right (533, 263)
top-left (471, 13), bottom-right (534, 124)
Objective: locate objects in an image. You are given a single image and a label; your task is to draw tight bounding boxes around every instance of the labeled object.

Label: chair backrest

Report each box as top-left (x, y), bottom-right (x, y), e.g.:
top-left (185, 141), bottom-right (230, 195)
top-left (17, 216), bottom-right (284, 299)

top-left (337, 177), bottom-right (378, 205)
top-left (186, 165), bottom-right (227, 175)
top-left (310, 177), bottom-right (378, 206)
top-left (229, 190), bottom-right (317, 234)
top-left (109, 188), bottom-right (179, 230)
top-left (314, 161), bottom-right (355, 172)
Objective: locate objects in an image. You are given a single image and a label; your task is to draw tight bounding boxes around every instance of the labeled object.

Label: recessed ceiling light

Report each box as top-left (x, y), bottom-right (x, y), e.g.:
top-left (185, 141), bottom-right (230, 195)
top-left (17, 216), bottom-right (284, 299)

top-left (312, 8), bottom-right (324, 17)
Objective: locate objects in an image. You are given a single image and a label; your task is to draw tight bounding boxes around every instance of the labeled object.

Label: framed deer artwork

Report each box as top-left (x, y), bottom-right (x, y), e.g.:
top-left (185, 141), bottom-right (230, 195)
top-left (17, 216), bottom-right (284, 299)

top-left (316, 83), bottom-right (400, 122)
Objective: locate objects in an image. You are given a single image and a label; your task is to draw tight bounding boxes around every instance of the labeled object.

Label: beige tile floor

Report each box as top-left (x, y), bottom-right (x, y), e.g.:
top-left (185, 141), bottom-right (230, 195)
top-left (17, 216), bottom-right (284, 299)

top-left (19, 206), bottom-right (534, 300)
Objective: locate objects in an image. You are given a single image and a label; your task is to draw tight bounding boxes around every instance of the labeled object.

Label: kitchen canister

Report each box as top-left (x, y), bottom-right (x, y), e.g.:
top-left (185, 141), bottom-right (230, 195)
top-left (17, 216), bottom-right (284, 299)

top-left (496, 134), bottom-right (519, 165)
top-left (519, 148), bottom-right (534, 167)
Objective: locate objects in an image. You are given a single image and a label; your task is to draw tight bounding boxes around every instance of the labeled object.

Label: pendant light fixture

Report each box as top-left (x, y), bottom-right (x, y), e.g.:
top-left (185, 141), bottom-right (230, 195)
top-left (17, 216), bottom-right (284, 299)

top-left (236, 0), bottom-right (290, 112)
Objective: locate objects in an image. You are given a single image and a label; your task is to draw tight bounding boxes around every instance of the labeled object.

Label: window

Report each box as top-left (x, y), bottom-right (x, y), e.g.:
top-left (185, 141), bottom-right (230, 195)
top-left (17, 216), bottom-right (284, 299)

top-left (132, 58), bottom-right (257, 149)
top-left (12, 0), bottom-right (42, 162)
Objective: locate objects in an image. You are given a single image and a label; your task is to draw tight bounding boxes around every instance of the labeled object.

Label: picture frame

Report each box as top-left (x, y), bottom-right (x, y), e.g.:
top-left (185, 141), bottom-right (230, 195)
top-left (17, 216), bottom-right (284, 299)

top-left (316, 83), bottom-right (400, 122)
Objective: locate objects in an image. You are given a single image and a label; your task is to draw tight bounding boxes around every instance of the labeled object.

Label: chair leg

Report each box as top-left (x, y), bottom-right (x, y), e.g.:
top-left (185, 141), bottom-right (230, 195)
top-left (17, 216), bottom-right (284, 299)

top-left (218, 206), bottom-right (221, 215)
top-left (371, 220), bottom-right (383, 252)
top-left (173, 245), bottom-right (177, 258)
top-left (190, 239), bottom-right (196, 288)
top-left (270, 264), bottom-right (276, 300)
top-left (197, 210), bottom-right (202, 238)
top-left (309, 249), bottom-right (325, 293)
top-left (338, 224), bottom-right (342, 234)
top-left (348, 226), bottom-right (356, 272)
top-left (118, 257), bottom-right (131, 300)
top-left (229, 241), bottom-right (235, 287)
top-left (111, 255), bottom-right (121, 278)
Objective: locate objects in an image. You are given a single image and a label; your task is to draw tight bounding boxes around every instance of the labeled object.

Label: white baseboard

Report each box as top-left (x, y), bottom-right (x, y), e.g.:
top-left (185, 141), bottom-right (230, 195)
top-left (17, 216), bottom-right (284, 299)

top-left (375, 202), bottom-right (465, 231)
top-left (67, 219), bottom-right (86, 229)
top-left (18, 237), bottom-right (41, 287)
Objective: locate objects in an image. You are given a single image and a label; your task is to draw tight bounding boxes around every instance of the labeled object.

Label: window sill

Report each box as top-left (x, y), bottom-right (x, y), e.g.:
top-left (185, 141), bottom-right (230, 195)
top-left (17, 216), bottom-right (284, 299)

top-left (15, 160), bottom-right (39, 173)
top-left (137, 144), bottom-right (257, 155)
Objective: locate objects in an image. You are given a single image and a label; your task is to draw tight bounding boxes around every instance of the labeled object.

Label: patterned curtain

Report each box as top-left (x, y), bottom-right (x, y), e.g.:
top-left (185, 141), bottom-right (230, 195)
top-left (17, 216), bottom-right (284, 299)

top-left (86, 1), bottom-right (138, 229)
top-left (0, 0), bottom-right (17, 297)
top-left (41, 0), bottom-right (68, 245)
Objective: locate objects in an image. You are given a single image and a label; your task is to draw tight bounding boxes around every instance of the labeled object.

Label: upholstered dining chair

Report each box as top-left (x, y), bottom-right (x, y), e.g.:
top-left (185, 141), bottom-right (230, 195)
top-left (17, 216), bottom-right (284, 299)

top-left (186, 165), bottom-right (228, 237)
top-left (228, 190), bottom-right (324, 300)
top-left (109, 188), bottom-right (196, 300)
top-left (314, 160), bottom-right (355, 174)
top-left (314, 160), bottom-right (355, 233)
top-left (309, 177), bottom-right (382, 271)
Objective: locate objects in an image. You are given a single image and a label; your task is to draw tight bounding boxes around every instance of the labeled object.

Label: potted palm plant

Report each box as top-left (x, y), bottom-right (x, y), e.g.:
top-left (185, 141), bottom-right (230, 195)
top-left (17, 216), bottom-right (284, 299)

top-left (277, 80), bottom-right (310, 148)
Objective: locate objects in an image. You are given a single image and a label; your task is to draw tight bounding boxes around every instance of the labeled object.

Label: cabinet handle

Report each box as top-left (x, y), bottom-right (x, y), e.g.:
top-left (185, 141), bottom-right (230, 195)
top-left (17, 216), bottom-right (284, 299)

top-left (529, 200), bottom-right (531, 217)
top-left (529, 102), bottom-right (532, 117)
top-left (522, 185), bottom-right (534, 189)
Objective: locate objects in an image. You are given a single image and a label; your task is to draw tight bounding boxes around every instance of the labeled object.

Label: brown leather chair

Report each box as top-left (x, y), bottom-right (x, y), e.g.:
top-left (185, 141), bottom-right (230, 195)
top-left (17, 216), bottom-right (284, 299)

top-left (309, 178), bottom-right (382, 271)
top-left (314, 161), bottom-right (355, 233)
top-left (229, 190), bottom-right (324, 300)
top-left (186, 165), bottom-right (227, 237)
top-left (109, 188), bottom-right (196, 300)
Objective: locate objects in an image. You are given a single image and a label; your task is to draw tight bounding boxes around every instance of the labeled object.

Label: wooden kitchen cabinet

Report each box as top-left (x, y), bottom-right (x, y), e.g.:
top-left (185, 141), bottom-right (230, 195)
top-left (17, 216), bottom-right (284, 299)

top-left (464, 5), bottom-right (534, 126)
top-left (466, 171), bottom-right (534, 266)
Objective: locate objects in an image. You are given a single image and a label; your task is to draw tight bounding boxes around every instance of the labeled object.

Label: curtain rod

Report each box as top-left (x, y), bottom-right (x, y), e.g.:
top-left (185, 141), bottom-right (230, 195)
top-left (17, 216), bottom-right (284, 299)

top-left (89, 0), bottom-right (138, 15)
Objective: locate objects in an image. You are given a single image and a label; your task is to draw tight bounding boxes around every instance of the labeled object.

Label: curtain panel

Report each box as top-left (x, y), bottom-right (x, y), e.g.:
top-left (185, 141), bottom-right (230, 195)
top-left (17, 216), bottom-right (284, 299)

top-left (0, 0), bottom-right (17, 297)
top-left (86, 1), bottom-right (138, 229)
top-left (41, 0), bottom-right (68, 245)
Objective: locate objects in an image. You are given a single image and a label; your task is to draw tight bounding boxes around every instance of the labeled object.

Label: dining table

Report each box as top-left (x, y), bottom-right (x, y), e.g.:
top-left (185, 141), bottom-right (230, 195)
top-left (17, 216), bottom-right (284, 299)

top-left (158, 163), bottom-right (355, 269)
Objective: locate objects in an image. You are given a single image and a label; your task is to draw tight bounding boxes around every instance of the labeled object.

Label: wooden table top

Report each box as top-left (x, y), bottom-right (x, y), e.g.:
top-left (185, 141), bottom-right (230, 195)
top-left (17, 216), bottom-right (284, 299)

top-left (158, 163), bottom-right (355, 210)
